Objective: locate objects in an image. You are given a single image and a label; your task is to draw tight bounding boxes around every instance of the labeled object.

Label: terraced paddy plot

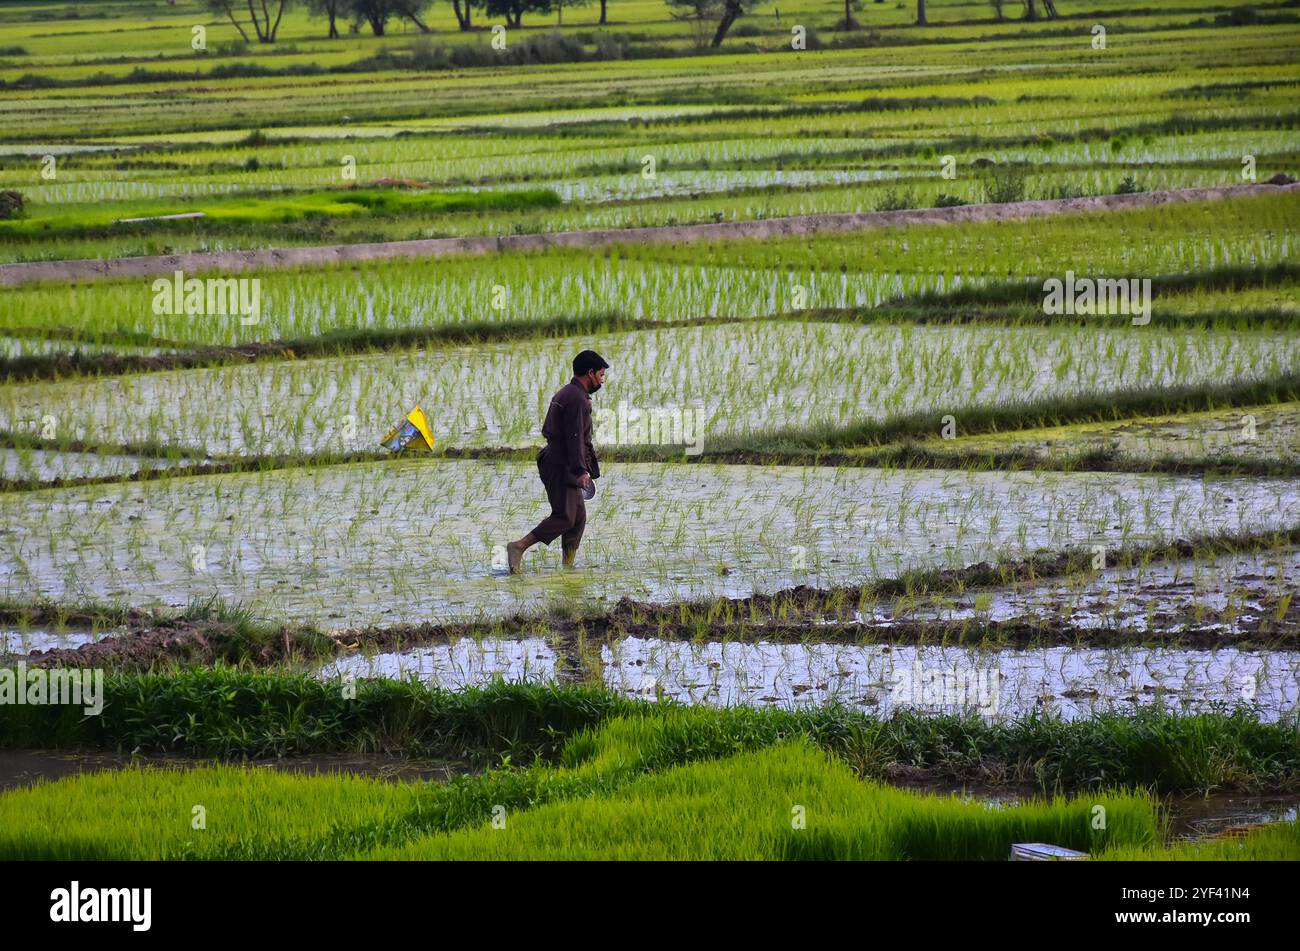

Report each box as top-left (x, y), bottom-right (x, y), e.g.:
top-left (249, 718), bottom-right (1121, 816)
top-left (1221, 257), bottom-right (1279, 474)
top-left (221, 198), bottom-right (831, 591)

top-left (0, 447), bottom-right (192, 485)
top-left (1, 460), bottom-right (1296, 626)
top-left (846, 547), bottom-right (1300, 640)
top-left (601, 640), bottom-right (1300, 722)
top-left (4, 192), bottom-right (1293, 348)
top-left (534, 168), bottom-right (895, 203)
top-left (911, 402), bottom-right (1300, 467)
top-left (0, 336), bottom-right (176, 360)
top-left (6, 322), bottom-right (1297, 458)
top-left (0, 741), bottom-right (1162, 862)
top-left (320, 636), bottom-right (1300, 722)
top-left (322, 638), bottom-right (559, 687)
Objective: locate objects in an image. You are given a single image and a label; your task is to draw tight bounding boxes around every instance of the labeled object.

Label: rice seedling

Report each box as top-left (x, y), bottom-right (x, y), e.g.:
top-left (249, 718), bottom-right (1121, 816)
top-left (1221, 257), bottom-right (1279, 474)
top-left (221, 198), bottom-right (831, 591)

top-left (2, 0), bottom-right (1296, 870)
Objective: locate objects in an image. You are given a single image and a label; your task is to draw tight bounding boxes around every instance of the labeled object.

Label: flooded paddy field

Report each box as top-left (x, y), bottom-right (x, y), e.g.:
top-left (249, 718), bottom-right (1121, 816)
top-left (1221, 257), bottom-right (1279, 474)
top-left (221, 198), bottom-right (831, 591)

top-left (321, 637), bottom-right (1300, 722)
top-left (0, 447), bottom-right (192, 486)
top-left (2, 459), bottom-right (1296, 628)
top-left (908, 402), bottom-right (1300, 468)
top-left (3, 321), bottom-right (1297, 456)
top-left (3, 0), bottom-right (1299, 869)
top-left (0, 625), bottom-right (126, 658)
top-left (828, 546), bottom-right (1300, 640)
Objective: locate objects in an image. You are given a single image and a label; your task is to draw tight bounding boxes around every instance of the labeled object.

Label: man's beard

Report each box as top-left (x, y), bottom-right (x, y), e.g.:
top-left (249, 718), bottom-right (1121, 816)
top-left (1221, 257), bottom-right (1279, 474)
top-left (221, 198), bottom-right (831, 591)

top-left (588, 380), bottom-right (602, 393)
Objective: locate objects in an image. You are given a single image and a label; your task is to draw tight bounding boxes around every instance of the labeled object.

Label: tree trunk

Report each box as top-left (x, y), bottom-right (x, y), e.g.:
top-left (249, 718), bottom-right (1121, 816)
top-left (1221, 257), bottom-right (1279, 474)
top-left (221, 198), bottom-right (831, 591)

top-left (453, 0), bottom-right (472, 30)
top-left (225, 9), bottom-right (250, 41)
top-left (1024, 0), bottom-right (1037, 20)
top-left (268, 0), bottom-right (286, 40)
top-left (599, 0), bottom-right (607, 24)
top-left (710, 0), bottom-right (743, 47)
top-left (327, 6), bottom-right (339, 37)
top-left (258, 0), bottom-right (273, 41)
top-left (246, 0), bottom-right (265, 41)
top-left (1042, 0), bottom-right (1058, 17)
top-left (917, 0), bottom-right (926, 26)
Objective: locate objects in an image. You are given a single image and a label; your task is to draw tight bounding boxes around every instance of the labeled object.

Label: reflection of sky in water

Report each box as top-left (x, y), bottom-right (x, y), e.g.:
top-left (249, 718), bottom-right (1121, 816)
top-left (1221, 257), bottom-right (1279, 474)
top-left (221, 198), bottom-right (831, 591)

top-left (321, 638), bottom-right (558, 690)
top-left (316, 637), bottom-right (1300, 723)
top-left (840, 548), bottom-right (1300, 637)
top-left (0, 627), bottom-right (122, 657)
top-left (0, 448), bottom-right (192, 484)
top-left (604, 640), bottom-right (1300, 722)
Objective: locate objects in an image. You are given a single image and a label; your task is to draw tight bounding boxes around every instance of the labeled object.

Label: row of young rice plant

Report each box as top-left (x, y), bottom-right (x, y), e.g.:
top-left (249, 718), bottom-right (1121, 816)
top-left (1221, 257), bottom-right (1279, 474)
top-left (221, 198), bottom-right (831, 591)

top-left (1, 193), bottom-right (1292, 351)
top-left (0, 737), bottom-right (1162, 861)
top-left (14, 118), bottom-right (1292, 210)
top-left (3, 321), bottom-right (1295, 456)
top-left (6, 702), bottom-right (1291, 859)
top-left (0, 458), bottom-right (1295, 625)
top-left (6, 27), bottom-right (1292, 169)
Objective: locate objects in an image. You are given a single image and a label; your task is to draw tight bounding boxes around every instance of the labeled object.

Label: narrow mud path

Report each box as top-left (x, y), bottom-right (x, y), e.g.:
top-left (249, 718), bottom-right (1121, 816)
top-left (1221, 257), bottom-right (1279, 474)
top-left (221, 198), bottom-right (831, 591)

top-left (3, 182), bottom-right (1295, 287)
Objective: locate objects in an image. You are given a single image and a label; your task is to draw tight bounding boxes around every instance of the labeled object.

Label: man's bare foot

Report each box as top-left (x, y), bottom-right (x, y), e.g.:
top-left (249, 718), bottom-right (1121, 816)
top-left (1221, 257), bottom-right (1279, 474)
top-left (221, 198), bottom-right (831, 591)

top-left (507, 541), bottom-right (526, 574)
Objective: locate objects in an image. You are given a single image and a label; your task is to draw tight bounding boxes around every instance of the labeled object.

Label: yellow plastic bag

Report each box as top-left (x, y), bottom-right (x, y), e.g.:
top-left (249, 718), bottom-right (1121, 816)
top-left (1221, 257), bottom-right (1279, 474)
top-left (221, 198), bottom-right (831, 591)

top-left (380, 405), bottom-right (436, 453)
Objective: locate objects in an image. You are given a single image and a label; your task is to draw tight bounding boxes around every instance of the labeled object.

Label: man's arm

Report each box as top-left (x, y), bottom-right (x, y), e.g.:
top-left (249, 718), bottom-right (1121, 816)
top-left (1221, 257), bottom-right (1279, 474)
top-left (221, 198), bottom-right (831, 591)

top-left (585, 416), bottom-right (600, 480)
top-left (563, 392), bottom-right (589, 481)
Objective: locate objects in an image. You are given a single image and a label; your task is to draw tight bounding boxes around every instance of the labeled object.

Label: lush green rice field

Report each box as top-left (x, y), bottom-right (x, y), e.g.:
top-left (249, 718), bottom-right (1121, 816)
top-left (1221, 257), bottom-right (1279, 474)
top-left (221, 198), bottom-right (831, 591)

top-left (1, 0), bottom-right (1296, 864)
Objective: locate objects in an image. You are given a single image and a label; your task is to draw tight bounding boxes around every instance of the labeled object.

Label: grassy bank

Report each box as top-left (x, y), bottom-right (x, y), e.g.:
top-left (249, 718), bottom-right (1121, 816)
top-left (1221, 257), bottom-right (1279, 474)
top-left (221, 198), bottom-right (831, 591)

top-left (4, 707), bottom-right (1295, 860)
top-left (2, 672), bottom-right (1298, 795)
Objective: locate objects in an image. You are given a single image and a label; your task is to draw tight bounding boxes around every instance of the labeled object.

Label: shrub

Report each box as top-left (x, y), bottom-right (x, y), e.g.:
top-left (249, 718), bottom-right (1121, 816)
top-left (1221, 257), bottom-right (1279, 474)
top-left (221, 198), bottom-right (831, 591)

top-left (874, 187), bottom-right (917, 212)
top-left (1216, 7), bottom-right (1259, 26)
top-left (980, 164), bottom-right (1028, 203)
top-left (1116, 175), bottom-right (1142, 195)
top-left (0, 190), bottom-right (24, 220)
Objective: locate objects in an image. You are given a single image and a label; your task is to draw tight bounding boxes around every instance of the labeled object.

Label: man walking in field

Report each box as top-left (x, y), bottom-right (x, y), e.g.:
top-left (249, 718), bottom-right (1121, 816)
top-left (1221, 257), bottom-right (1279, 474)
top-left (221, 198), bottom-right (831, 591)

top-left (506, 350), bottom-right (609, 573)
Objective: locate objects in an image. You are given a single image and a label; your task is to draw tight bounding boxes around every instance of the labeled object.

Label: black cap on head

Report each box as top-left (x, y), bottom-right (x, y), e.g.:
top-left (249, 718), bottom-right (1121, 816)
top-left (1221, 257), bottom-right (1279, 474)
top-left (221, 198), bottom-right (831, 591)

top-left (573, 350), bottom-right (610, 376)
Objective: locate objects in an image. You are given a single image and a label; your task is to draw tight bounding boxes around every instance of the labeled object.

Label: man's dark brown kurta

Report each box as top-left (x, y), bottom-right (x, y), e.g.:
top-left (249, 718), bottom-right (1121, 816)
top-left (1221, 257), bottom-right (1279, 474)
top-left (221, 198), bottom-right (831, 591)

top-left (530, 377), bottom-right (600, 548)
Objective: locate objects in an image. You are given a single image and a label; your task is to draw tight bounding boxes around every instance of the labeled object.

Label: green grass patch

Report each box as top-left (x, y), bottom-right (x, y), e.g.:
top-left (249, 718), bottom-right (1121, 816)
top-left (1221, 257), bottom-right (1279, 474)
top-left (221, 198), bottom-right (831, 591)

top-left (371, 740), bottom-right (1160, 860)
top-left (0, 762), bottom-right (420, 860)
top-left (0, 187), bottom-right (561, 241)
top-left (3, 671), bottom-right (1297, 796)
top-left (4, 700), bottom-right (1296, 860)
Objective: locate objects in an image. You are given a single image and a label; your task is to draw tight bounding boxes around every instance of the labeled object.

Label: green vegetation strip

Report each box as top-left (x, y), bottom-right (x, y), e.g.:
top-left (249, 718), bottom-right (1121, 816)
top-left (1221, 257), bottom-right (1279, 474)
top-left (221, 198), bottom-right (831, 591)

top-left (0, 310), bottom-right (684, 384)
top-left (0, 188), bottom-right (561, 244)
top-left (6, 261), bottom-right (1296, 385)
top-left (0, 367), bottom-right (1294, 492)
top-left (3, 673), bottom-right (1298, 799)
top-left (2, 183), bottom-right (1289, 288)
top-left (3, 696), bottom-right (1296, 860)
top-left (708, 372), bottom-right (1300, 454)
top-left (370, 743), bottom-right (1155, 861)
